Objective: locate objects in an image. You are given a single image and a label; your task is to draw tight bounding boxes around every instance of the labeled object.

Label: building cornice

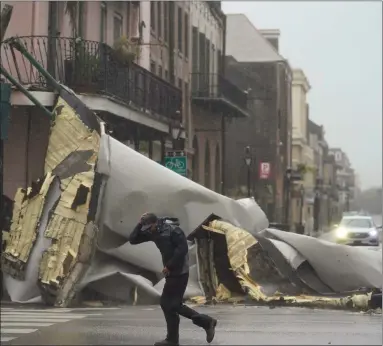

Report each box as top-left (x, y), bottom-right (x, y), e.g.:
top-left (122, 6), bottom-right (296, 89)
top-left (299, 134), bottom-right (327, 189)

top-left (206, 1), bottom-right (225, 27)
top-left (292, 68), bottom-right (311, 93)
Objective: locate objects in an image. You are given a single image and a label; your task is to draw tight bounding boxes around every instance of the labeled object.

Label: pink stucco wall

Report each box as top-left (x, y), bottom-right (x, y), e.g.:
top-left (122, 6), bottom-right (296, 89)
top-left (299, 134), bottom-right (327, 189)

top-left (2, 1), bottom-right (147, 68)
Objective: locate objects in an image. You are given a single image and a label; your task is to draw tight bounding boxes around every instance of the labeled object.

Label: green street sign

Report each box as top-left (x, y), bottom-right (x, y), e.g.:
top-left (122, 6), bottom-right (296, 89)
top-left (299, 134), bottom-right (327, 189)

top-left (164, 151), bottom-right (187, 176)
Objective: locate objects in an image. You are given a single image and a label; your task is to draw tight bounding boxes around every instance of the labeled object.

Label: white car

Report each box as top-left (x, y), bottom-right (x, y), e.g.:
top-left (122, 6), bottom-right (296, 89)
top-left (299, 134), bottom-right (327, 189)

top-left (335, 215), bottom-right (380, 246)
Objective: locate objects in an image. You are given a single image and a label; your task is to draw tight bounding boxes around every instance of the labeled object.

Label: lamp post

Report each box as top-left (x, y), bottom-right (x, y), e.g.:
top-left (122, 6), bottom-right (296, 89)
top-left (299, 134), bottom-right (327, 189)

top-left (244, 146), bottom-right (252, 198)
top-left (298, 184), bottom-right (305, 234)
top-left (169, 110), bottom-right (185, 150)
top-left (284, 167), bottom-right (292, 227)
top-left (313, 177), bottom-right (321, 233)
top-left (345, 185), bottom-right (350, 212)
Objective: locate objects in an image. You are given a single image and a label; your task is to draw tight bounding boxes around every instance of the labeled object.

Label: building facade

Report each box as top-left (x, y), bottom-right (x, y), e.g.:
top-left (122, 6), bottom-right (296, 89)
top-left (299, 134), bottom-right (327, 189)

top-left (1, 1), bottom-right (187, 199)
top-left (329, 148), bottom-right (355, 213)
top-left (137, 1), bottom-right (248, 190)
top-left (308, 119), bottom-right (330, 231)
top-left (224, 14), bottom-right (292, 223)
top-left (323, 150), bottom-right (341, 226)
top-left (291, 68), bottom-right (315, 231)
top-left (1, 1), bottom-right (250, 199)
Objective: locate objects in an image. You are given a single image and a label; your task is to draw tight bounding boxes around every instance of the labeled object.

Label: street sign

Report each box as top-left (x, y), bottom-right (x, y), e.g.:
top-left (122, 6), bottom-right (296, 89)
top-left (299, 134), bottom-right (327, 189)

top-left (164, 151), bottom-right (187, 176)
top-left (259, 162), bottom-right (271, 179)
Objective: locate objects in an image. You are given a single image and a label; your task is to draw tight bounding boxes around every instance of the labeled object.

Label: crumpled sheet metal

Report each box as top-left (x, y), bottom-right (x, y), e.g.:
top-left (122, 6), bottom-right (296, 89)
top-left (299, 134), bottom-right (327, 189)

top-left (72, 135), bottom-right (268, 301)
top-left (69, 134), bottom-right (269, 302)
top-left (3, 95), bottom-right (101, 306)
top-left (96, 134), bottom-right (269, 239)
top-left (260, 228), bottom-right (382, 293)
top-left (195, 220), bottom-right (382, 311)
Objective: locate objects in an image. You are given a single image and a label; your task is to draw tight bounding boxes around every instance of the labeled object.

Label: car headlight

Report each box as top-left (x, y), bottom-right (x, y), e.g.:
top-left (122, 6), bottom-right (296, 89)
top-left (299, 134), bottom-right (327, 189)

top-left (336, 227), bottom-right (348, 238)
top-left (369, 230), bottom-right (378, 237)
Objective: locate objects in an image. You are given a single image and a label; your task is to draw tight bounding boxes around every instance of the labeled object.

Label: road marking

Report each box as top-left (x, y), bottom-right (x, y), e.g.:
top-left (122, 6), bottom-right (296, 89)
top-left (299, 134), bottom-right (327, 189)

top-left (1, 337), bottom-right (16, 342)
top-left (1, 317), bottom-right (71, 322)
top-left (0, 306), bottom-right (116, 343)
top-left (1, 328), bottom-right (38, 334)
top-left (1, 312), bottom-right (94, 318)
top-left (1, 322), bottom-right (54, 327)
top-left (0, 307), bottom-right (90, 344)
top-left (0, 308), bottom-right (73, 312)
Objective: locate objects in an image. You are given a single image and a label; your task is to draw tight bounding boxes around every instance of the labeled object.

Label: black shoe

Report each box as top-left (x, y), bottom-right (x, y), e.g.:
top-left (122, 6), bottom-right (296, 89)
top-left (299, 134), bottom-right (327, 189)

top-left (154, 339), bottom-right (179, 346)
top-left (205, 318), bottom-right (217, 343)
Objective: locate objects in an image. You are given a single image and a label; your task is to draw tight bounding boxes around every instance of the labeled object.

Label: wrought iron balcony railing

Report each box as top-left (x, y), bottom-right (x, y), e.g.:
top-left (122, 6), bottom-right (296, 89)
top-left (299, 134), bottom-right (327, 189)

top-left (190, 72), bottom-right (248, 116)
top-left (1, 36), bottom-right (181, 122)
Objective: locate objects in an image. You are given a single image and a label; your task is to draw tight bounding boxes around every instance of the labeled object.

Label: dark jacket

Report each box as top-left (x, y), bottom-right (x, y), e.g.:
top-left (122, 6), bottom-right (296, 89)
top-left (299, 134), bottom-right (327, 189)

top-left (129, 218), bottom-right (189, 277)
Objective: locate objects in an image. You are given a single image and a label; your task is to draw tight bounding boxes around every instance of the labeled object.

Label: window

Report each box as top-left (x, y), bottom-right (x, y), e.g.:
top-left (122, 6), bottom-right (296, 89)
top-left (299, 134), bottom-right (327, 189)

top-left (158, 66), bottom-right (163, 78)
top-left (100, 2), bottom-right (107, 43)
top-left (177, 7), bottom-right (183, 53)
top-left (191, 27), bottom-right (198, 91)
top-left (150, 1), bottom-right (156, 33)
top-left (126, 2), bottom-right (130, 37)
top-left (165, 69), bottom-right (169, 81)
top-left (184, 13), bottom-right (189, 58)
top-left (184, 81), bottom-right (189, 128)
top-left (113, 13), bottom-right (123, 42)
top-left (157, 2), bottom-right (162, 38)
top-left (77, 2), bottom-right (85, 37)
top-left (150, 60), bottom-right (156, 74)
top-left (217, 49), bottom-right (222, 75)
top-left (178, 78), bottom-right (183, 89)
top-left (164, 2), bottom-right (169, 43)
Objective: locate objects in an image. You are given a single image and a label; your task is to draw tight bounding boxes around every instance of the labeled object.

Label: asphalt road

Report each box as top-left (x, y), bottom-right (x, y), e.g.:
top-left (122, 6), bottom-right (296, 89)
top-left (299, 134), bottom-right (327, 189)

top-left (1, 305), bottom-right (381, 345)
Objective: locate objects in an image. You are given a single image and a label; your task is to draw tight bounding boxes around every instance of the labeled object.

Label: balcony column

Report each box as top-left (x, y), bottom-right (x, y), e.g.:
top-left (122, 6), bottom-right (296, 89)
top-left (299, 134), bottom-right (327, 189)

top-left (148, 140), bottom-right (153, 159)
top-left (160, 137), bottom-right (166, 165)
top-left (134, 126), bottom-right (140, 151)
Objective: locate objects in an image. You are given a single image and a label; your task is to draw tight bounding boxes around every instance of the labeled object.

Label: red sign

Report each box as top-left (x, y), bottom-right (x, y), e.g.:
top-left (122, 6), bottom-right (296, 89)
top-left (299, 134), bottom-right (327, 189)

top-left (259, 162), bottom-right (271, 179)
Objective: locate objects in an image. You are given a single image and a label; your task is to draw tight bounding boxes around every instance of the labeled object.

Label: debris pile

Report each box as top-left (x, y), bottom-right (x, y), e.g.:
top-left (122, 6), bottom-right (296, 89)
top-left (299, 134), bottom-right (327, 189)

top-left (2, 89), bottom-right (381, 312)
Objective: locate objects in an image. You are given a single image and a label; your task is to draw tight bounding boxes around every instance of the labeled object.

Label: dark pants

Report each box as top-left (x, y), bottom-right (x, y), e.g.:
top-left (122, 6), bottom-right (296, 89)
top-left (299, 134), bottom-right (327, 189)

top-left (160, 273), bottom-right (212, 343)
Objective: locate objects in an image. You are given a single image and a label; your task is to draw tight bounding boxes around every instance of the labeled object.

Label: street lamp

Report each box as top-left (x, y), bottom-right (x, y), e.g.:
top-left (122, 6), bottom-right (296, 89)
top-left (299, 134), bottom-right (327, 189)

top-left (345, 185), bottom-right (350, 212)
top-left (244, 146), bottom-right (252, 198)
top-left (284, 167), bottom-right (292, 228)
top-left (314, 177), bottom-right (321, 233)
top-left (170, 110), bottom-right (184, 141)
top-left (298, 184), bottom-right (305, 234)
top-left (169, 110), bottom-right (185, 151)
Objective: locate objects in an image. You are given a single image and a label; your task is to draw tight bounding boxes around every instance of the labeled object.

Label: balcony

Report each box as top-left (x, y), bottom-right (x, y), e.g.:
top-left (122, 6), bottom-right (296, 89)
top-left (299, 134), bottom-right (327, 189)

top-left (190, 73), bottom-right (249, 118)
top-left (1, 36), bottom-right (181, 123)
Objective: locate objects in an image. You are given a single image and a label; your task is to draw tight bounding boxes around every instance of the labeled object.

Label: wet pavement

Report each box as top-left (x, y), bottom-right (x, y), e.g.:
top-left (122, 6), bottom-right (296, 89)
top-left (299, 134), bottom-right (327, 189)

top-left (1, 304), bottom-right (381, 345)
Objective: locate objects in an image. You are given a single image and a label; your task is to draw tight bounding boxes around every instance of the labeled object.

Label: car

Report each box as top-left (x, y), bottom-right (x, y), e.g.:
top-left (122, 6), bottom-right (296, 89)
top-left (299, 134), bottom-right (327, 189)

top-left (334, 215), bottom-right (380, 246)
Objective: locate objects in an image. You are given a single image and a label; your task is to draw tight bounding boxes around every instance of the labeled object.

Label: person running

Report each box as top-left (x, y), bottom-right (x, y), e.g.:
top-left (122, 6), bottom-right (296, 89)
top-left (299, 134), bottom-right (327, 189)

top-left (129, 213), bottom-right (217, 346)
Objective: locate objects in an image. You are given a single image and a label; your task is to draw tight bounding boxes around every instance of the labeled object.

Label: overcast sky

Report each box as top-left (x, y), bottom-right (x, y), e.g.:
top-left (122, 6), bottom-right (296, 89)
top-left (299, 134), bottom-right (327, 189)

top-left (222, 1), bottom-right (382, 190)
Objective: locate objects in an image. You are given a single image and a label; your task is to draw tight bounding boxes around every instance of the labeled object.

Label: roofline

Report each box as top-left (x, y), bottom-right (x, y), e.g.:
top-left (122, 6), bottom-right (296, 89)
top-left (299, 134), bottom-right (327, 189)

top-left (226, 13), bottom-right (287, 63)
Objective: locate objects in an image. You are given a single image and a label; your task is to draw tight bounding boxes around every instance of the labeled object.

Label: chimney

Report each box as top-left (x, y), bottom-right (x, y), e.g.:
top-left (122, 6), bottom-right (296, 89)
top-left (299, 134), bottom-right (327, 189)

top-left (259, 29), bottom-right (280, 51)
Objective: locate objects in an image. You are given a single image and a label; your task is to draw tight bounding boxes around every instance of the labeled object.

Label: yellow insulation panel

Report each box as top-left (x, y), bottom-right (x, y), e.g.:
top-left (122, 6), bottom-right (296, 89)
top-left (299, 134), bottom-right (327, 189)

top-left (39, 221), bottom-right (85, 285)
top-left (209, 220), bottom-right (257, 271)
top-left (3, 173), bottom-right (54, 264)
top-left (38, 96), bottom-right (100, 293)
top-left (44, 97), bottom-right (98, 174)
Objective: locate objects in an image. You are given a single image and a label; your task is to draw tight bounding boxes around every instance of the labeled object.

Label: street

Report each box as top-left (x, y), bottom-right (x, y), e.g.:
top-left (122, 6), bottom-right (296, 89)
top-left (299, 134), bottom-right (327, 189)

top-left (1, 305), bottom-right (381, 345)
